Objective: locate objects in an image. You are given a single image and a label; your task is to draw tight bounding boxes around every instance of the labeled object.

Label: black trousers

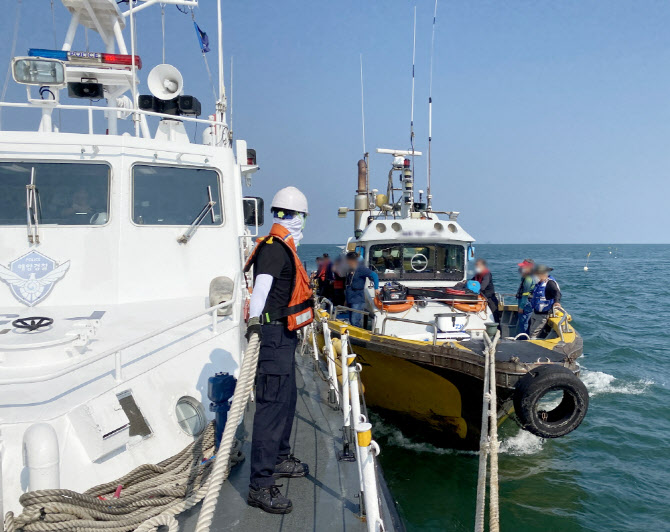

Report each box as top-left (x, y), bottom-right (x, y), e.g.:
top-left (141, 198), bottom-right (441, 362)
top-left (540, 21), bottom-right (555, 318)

top-left (249, 323), bottom-right (299, 488)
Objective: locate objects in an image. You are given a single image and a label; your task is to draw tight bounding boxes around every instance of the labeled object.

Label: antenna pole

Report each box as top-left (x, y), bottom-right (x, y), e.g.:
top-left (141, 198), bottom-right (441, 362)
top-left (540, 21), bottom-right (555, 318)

top-left (216, 0), bottom-right (226, 112)
top-left (360, 53), bottom-right (369, 195)
top-left (360, 54), bottom-right (366, 157)
top-left (410, 5), bottom-right (417, 155)
top-left (427, 0), bottom-right (438, 211)
top-left (230, 55), bottom-right (233, 140)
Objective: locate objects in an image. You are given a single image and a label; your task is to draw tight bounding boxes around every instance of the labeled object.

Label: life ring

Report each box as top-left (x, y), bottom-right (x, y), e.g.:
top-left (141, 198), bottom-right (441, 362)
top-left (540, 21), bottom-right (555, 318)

top-left (513, 365), bottom-right (589, 439)
top-left (374, 295), bottom-right (415, 313)
top-left (452, 294), bottom-right (488, 313)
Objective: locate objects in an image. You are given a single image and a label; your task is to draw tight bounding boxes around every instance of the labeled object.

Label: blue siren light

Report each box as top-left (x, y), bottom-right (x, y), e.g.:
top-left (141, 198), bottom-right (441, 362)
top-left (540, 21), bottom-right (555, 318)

top-left (28, 49), bottom-right (68, 61)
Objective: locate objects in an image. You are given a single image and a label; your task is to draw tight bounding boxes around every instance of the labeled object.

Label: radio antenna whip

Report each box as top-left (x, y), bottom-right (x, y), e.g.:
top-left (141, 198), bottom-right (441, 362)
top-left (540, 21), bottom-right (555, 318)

top-left (410, 5), bottom-right (417, 159)
top-left (360, 53), bottom-right (369, 194)
top-left (360, 54), bottom-right (366, 157)
top-left (427, 0), bottom-right (438, 211)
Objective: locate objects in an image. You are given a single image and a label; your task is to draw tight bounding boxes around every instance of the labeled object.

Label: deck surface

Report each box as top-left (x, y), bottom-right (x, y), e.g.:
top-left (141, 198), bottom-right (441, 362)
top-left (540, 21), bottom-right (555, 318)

top-left (178, 350), bottom-right (401, 532)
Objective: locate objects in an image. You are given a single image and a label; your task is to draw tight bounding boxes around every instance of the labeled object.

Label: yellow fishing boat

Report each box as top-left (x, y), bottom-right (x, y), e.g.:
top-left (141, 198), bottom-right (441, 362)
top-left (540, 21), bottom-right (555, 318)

top-left (314, 151), bottom-right (588, 450)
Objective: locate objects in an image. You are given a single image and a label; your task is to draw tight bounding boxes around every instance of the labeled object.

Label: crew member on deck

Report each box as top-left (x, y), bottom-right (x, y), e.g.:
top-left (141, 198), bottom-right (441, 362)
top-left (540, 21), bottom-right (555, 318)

top-left (345, 251), bottom-right (380, 328)
top-left (244, 186), bottom-right (314, 515)
top-left (516, 259), bottom-right (536, 335)
top-left (473, 259), bottom-right (500, 323)
top-left (528, 264), bottom-right (562, 339)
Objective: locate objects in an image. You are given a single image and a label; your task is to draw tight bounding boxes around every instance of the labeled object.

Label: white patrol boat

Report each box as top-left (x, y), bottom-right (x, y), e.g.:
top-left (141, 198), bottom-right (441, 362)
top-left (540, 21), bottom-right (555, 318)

top-left (0, 0), bottom-right (258, 518)
top-left (0, 3), bottom-right (403, 531)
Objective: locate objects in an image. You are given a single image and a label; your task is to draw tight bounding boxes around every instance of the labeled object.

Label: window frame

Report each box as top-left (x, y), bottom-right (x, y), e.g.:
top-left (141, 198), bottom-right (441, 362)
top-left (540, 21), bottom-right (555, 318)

top-left (130, 162), bottom-right (225, 228)
top-left (368, 242), bottom-right (466, 281)
top-left (0, 159), bottom-right (112, 228)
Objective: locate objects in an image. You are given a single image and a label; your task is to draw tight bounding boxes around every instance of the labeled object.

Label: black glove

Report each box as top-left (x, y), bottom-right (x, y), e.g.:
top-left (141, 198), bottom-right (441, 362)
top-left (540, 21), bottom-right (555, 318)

top-left (246, 316), bottom-right (262, 341)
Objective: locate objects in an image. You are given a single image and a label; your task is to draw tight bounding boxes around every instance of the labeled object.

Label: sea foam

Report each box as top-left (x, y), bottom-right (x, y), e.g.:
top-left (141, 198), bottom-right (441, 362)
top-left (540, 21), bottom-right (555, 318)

top-left (580, 370), bottom-right (653, 397)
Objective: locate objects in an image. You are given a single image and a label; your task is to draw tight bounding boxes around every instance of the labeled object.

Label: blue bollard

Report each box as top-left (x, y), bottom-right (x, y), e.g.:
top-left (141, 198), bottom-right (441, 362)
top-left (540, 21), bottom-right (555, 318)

top-left (208, 372), bottom-right (237, 448)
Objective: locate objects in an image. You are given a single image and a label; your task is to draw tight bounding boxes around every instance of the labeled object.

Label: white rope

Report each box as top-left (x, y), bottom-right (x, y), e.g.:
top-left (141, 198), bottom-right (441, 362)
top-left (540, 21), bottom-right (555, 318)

top-left (193, 332), bottom-right (261, 532)
top-left (4, 333), bottom-right (260, 532)
top-left (474, 330), bottom-right (501, 532)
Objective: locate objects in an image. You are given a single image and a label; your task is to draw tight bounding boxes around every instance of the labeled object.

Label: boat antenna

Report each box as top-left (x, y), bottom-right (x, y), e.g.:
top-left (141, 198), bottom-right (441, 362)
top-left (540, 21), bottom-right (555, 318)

top-left (216, 0), bottom-right (227, 111)
top-left (360, 54), bottom-right (366, 158)
top-left (230, 55), bottom-right (233, 141)
top-left (409, 5), bottom-right (417, 159)
top-left (427, 0), bottom-right (438, 211)
top-left (360, 53), bottom-right (369, 194)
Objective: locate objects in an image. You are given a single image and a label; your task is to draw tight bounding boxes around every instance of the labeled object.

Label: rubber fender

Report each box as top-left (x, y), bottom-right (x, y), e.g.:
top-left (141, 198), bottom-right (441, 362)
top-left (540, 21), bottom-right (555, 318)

top-left (513, 364), bottom-right (588, 439)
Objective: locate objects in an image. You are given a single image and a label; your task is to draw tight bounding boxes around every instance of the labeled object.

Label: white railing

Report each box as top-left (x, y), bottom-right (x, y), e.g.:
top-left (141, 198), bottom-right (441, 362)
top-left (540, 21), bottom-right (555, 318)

top-left (0, 101), bottom-right (227, 139)
top-left (0, 276), bottom-right (241, 386)
top-left (311, 323), bottom-right (385, 532)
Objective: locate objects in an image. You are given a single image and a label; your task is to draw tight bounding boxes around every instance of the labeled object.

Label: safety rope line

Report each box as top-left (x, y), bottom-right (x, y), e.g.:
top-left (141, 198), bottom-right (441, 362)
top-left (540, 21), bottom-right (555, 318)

top-left (4, 333), bottom-right (261, 532)
top-left (474, 330), bottom-right (501, 532)
top-left (193, 332), bottom-right (260, 532)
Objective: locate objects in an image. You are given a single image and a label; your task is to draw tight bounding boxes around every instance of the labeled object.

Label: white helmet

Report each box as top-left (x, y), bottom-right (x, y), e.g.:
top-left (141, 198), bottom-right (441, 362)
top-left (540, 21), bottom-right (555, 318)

top-left (271, 186), bottom-right (309, 214)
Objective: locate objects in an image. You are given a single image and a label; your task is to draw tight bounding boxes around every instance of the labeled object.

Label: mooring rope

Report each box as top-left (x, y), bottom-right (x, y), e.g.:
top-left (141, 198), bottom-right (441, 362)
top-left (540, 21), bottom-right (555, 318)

top-left (474, 330), bottom-right (501, 532)
top-left (4, 333), bottom-right (261, 532)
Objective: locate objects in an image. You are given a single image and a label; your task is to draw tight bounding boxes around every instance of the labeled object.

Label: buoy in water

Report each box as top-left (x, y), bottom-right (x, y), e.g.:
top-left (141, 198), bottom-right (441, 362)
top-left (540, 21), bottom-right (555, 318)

top-left (583, 266), bottom-right (589, 271)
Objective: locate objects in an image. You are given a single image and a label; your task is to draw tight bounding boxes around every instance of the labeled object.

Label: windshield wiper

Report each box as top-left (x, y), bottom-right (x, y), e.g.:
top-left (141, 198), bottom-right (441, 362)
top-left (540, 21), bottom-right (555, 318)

top-left (177, 186), bottom-right (216, 244)
top-left (26, 167), bottom-right (40, 244)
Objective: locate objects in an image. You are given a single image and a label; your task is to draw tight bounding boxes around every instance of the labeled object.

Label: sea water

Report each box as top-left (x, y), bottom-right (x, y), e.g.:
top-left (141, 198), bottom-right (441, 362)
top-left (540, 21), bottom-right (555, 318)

top-left (298, 243), bottom-right (670, 532)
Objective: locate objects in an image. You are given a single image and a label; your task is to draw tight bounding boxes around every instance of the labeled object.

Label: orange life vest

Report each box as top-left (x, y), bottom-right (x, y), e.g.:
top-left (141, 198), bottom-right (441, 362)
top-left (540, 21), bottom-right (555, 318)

top-left (244, 223), bottom-right (314, 331)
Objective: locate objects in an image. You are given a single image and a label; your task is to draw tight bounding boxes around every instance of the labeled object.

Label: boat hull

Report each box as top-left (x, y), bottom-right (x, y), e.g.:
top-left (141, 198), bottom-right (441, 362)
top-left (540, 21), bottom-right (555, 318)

top-left (323, 320), bottom-right (583, 450)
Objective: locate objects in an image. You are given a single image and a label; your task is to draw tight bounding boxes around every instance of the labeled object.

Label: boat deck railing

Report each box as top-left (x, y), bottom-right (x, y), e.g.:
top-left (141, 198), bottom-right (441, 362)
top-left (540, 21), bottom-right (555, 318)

top-left (0, 101), bottom-right (226, 139)
top-left (0, 274), bottom-right (240, 386)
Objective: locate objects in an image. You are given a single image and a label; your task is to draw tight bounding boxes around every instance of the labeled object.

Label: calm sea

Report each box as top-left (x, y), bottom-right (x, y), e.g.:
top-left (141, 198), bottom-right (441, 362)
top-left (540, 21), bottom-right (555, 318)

top-left (298, 243), bottom-right (670, 532)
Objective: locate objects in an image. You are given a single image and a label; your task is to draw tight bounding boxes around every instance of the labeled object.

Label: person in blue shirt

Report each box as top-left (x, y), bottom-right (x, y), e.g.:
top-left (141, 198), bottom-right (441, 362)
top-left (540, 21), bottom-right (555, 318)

top-left (345, 251), bottom-right (380, 328)
top-left (515, 259), bottom-right (536, 335)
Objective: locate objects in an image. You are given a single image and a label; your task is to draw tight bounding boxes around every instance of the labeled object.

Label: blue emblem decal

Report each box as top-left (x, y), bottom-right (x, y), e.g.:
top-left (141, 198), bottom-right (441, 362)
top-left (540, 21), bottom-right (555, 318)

top-left (0, 251), bottom-right (70, 307)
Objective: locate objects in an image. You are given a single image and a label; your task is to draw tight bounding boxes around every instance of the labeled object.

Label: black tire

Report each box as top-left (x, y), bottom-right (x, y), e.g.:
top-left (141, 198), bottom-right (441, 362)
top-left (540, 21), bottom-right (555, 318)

top-left (513, 364), bottom-right (589, 438)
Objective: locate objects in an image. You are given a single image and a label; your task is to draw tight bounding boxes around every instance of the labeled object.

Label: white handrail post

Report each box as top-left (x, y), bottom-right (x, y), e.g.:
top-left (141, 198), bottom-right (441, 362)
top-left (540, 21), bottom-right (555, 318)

top-left (356, 422), bottom-right (383, 532)
top-left (341, 332), bottom-right (351, 429)
top-left (338, 332), bottom-right (355, 461)
top-left (321, 318), bottom-right (339, 405)
top-left (114, 351), bottom-right (123, 383)
top-left (349, 361), bottom-right (365, 496)
top-left (311, 323), bottom-right (319, 362)
top-left (211, 308), bottom-right (218, 335)
top-left (88, 107), bottom-right (93, 134)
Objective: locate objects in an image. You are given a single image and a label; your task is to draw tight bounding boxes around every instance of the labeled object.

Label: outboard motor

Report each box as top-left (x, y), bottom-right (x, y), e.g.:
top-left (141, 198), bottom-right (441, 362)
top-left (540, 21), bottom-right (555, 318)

top-left (208, 372), bottom-right (236, 447)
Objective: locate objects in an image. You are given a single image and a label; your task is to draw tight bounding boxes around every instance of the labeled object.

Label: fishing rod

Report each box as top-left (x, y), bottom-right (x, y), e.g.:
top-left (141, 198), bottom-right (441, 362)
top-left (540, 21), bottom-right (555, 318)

top-left (427, 0), bottom-right (438, 212)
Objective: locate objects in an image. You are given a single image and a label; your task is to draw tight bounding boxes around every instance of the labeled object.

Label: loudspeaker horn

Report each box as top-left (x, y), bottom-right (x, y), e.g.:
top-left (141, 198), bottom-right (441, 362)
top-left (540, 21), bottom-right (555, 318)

top-left (147, 64), bottom-right (184, 101)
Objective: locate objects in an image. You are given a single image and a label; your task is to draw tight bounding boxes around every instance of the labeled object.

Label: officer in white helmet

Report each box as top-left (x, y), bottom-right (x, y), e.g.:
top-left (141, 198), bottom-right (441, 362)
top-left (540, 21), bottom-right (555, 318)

top-left (243, 186), bottom-right (314, 514)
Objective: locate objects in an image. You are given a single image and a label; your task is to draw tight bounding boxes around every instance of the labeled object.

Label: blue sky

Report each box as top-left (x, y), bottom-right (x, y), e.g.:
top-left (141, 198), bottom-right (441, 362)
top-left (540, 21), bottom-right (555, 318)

top-left (1, 1), bottom-right (669, 244)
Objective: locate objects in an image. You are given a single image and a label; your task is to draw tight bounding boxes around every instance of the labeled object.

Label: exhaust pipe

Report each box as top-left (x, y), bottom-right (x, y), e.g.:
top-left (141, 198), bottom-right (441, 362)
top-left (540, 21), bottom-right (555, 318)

top-left (354, 159), bottom-right (368, 236)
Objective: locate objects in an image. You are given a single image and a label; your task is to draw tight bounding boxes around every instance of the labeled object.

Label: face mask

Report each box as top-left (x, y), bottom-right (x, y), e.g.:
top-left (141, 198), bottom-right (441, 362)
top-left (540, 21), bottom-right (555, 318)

top-left (275, 214), bottom-right (305, 246)
top-left (475, 266), bottom-right (483, 274)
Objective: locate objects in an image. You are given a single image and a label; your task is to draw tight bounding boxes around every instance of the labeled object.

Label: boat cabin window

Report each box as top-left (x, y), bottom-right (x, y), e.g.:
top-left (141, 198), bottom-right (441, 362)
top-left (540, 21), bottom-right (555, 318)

top-left (0, 162), bottom-right (110, 226)
top-left (132, 165), bottom-right (223, 226)
top-left (369, 243), bottom-right (465, 281)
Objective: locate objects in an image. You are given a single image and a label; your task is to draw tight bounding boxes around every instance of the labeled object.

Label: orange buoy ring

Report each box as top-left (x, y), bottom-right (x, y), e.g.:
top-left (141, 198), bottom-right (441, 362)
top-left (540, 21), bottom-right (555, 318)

top-left (374, 295), bottom-right (415, 313)
top-left (452, 294), bottom-right (488, 313)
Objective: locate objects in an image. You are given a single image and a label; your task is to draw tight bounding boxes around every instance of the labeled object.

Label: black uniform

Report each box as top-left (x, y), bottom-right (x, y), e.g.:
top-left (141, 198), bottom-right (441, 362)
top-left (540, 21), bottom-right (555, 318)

top-left (475, 271), bottom-right (500, 323)
top-left (249, 241), bottom-right (299, 489)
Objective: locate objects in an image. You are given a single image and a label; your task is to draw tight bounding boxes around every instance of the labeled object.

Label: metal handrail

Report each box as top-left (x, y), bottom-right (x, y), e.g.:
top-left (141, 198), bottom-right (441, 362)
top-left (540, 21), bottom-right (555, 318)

top-left (381, 316), bottom-right (439, 346)
top-left (0, 101), bottom-right (226, 133)
top-left (0, 275), bottom-right (240, 386)
top-left (334, 305), bottom-right (370, 317)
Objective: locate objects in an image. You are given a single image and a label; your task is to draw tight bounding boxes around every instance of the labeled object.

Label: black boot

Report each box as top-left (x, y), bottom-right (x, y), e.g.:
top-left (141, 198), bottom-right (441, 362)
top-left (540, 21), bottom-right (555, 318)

top-left (274, 455), bottom-right (309, 478)
top-left (247, 484), bottom-right (293, 514)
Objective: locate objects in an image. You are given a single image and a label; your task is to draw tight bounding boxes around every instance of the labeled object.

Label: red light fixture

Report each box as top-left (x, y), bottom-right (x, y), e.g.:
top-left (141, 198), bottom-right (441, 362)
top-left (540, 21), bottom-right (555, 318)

top-left (403, 158), bottom-right (411, 168)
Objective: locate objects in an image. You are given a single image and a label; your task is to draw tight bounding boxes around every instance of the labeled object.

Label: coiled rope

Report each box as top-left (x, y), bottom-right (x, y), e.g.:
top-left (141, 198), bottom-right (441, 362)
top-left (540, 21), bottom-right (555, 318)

top-left (4, 333), bottom-right (261, 532)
